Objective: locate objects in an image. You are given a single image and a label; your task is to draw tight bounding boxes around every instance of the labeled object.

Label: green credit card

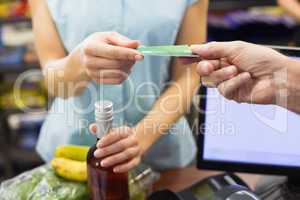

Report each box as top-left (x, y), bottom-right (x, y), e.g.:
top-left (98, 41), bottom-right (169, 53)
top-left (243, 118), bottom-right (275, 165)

top-left (137, 45), bottom-right (199, 57)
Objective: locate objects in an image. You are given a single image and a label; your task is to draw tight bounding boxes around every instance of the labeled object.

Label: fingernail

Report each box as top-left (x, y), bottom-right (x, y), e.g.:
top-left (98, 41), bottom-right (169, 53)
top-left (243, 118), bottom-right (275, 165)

top-left (113, 168), bottom-right (119, 173)
top-left (94, 150), bottom-right (103, 158)
top-left (135, 54), bottom-right (143, 61)
top-left (242, 72), bottom-right (251, 80)
top-left (225, 66), bottom-right (236, 76)
top-left (202, 61), bottom-right (211, 73)
top-left (134, 40), bottom-right (141, 46)
top-left (93, 151), bottom-right (98, 158)
top-left (98, 138), bottom-right (106, 147)
top-left (97, 141), bottom-right (103, 148)
top-left (191, 44), bottom-right (209, 52)
top-left (198, 61), bottom-right (211, 75)
top-left (101, 161), bottom-right (107, 167)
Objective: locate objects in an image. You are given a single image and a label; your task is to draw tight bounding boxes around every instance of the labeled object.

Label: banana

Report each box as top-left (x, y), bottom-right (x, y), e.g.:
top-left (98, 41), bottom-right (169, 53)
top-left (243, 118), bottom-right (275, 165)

top-left (51, 157), bottom-right (87, 182)
top-left (54, 145), bottom-right (89, 161)
top-left (52, 145), bottom-right (89, 182)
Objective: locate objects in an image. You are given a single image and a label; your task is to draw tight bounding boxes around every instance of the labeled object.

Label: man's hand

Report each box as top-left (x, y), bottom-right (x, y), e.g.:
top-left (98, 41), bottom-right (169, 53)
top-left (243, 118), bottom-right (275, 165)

top-left (184, 41), bottom-right (289, 104)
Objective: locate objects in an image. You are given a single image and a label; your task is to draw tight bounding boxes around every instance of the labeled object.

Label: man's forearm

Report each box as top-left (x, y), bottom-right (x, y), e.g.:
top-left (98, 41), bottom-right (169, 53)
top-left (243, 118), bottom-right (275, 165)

top-left (286, 59), bottom-right (300, 114)
top-left (276, 58), bottom-right (300, 114)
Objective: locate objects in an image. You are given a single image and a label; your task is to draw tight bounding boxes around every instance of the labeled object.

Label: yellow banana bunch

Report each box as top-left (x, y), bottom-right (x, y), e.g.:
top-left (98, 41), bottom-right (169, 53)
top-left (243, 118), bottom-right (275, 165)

top-left (51, 157), bottom-right (87, 182)
top-left (51, 145), bottom-right (145, 200)
top-left (54, 145), bottom-right (89, 161)
top-left (51, 145), bottom-right (90, 182)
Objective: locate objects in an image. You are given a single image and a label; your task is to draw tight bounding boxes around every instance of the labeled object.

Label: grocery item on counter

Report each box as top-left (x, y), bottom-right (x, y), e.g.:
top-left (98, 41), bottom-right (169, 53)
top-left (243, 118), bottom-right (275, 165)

top-left (2, 101), bottom-right (159, 200)
top-left (87, 101), bottom-right (130, 200)
top-left (0, 165), bottom-right (89, 200)
top-left (1, 139), bottom-right (158, 199)
top-left (52, 144), bottom-right (160, 194)
top-left (54, 145), bottom-right (89, 162)
top-left (51, 157), bottom-right (87, 182)
top-left (0, 163), bottom-right (156, 200)
top-left (51, 145), bottom-right (90, 182)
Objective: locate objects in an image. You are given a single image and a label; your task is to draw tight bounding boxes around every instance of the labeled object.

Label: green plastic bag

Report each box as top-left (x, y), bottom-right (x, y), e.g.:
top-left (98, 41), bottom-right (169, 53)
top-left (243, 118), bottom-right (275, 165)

top-left (0, 165), bottom-right (158, 200)
top-left (0, 165), bottom-right (88, 200)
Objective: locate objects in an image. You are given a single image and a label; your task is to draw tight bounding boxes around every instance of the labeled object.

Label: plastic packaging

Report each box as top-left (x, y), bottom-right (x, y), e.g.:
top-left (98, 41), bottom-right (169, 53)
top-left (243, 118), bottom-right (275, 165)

top-left (0, 164), bottom-right (160, 200)
top-left (0, 165), bottom-right (88, 200)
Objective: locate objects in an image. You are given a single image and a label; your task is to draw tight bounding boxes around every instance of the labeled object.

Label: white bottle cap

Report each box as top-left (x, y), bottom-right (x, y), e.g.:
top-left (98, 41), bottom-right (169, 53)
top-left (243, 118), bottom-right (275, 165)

top-left (94, 100), bottom-right (113, 138)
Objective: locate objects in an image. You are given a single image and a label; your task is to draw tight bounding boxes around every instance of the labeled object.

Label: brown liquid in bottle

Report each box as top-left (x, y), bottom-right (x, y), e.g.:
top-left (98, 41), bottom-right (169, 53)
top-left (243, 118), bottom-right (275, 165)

top-left (87, 144), bottom-right (130, 200)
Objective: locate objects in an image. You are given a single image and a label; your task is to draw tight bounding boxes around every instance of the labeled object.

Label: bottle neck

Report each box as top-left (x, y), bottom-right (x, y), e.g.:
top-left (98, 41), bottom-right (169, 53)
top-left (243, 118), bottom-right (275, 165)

top-left (94, 122), bottom-right (112, 139)
top-left (95, 126), bottom-right (112, 141)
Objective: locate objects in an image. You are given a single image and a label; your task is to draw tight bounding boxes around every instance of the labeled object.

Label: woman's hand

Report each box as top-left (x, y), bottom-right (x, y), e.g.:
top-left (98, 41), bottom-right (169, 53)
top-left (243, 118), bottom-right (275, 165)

top-left (90, 125), bottom-right (142, 173)
top-left (73, 32), bottom-right (143, 84)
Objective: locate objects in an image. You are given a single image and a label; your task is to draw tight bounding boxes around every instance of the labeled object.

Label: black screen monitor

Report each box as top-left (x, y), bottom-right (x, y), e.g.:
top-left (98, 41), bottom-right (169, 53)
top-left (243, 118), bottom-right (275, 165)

top-left (197, 46), bottom-right (300, 176)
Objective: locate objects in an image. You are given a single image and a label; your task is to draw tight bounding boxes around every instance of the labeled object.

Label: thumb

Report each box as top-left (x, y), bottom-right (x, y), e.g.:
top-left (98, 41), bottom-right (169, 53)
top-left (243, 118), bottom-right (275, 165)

top-left (191, 42), bottom-right (239, 60)
top-left (107, 32), bottom-right (140, 49)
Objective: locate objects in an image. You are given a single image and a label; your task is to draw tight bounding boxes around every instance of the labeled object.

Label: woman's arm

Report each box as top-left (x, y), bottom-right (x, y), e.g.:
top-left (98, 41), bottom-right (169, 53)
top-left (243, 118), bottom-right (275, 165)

top-left (29, 0), bottom-right (80, 97)
top-left (135, 0), bottom-right (208, 153)
top-left (277, 0), bottom-right (300, 22)
top-left (29, 0), bottom-right (142, 98)
top-left (91, 0), bottom-right (208, 173)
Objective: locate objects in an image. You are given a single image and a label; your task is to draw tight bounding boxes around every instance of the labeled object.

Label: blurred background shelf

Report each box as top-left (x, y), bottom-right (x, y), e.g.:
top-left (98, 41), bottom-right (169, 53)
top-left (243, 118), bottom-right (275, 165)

top-left (0, 0), bottom-right (46, 177)
top-left (210, 0), bottom-right (277, 11)
top-left (9, 147), bottom-right (43, 167)
top-left (0, 63), bottom-right (39, 74)
top-left (0, 16), bottom-right (30, 24)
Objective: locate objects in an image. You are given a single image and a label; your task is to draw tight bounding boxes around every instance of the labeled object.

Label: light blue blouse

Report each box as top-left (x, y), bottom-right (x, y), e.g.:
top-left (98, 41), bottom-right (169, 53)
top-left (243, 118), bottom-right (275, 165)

top-left (37, 0), bottom-right (198, 170)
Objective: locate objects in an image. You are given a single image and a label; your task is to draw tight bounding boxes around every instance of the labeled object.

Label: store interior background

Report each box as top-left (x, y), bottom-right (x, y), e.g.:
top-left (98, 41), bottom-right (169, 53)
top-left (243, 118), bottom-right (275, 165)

top-left (0, 0), bottom-right (298, 182)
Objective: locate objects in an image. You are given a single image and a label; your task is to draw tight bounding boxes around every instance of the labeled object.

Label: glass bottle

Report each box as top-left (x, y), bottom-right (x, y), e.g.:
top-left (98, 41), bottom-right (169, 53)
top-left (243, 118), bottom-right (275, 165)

top-left (87, 101), bottom-right (129, 200)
